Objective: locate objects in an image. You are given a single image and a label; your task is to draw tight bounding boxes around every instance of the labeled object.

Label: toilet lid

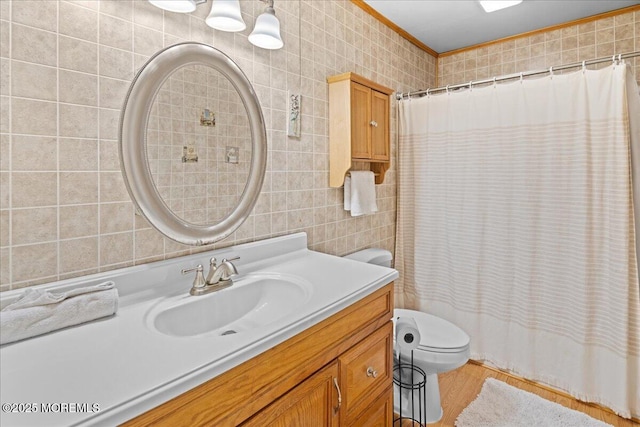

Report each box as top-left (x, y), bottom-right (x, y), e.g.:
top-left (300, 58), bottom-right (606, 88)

top-left (395, 308), bottom-right (470, 353)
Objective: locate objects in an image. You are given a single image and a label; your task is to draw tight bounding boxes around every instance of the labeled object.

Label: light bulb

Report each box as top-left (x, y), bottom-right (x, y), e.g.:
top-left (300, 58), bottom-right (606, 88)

top-left (148, 0), bottom-right (197, 13)
top-left (248, 5), bottom-right (283, 50)
top-left (206, 0), bottom-right (246, 32)
top-left (479, 0), bottom-right (523, 13)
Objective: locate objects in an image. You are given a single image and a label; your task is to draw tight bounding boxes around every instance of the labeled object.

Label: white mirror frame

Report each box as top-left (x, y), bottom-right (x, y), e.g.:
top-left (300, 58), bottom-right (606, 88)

top-left (119, 42), bottom-right (267, 246)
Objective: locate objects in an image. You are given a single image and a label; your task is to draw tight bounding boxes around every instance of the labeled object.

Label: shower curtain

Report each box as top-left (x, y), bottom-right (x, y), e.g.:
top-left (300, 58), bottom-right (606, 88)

top-left (396, 63), bottom-right (640, 418)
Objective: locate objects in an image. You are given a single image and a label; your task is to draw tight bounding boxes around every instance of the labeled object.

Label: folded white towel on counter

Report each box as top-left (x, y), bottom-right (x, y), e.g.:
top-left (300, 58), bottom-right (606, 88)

top-left (0, 282), bottom-right (118, 345)
top-left (344, 171), bottom-right (378, 217)
top-left (3, 282), bottom-right (115, 310)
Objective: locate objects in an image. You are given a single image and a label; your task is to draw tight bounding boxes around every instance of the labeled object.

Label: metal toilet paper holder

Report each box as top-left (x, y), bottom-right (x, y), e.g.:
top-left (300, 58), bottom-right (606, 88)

top-left (393, 349), bottom-right (427, 427)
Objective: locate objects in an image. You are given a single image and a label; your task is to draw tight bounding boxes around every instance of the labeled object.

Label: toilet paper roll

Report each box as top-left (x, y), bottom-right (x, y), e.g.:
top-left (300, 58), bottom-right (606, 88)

top-left (395, 316), bottom-right (420, 352)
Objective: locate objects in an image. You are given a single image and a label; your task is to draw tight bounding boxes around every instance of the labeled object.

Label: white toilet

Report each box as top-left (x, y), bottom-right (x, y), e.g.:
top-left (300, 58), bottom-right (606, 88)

top-left (344, 249), bottom-right (471, 424)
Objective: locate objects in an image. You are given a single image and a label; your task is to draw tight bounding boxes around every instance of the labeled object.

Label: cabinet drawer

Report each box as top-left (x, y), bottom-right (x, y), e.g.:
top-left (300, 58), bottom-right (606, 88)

top-left (347, 386), bottom-right (392, 427)
top-left (339, 321), bottom-right (393, 418)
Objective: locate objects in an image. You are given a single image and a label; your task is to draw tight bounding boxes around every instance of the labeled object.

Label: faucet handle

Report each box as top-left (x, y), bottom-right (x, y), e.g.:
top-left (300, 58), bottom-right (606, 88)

top-left (220, 256), bottom-right (240, 281)
top-left (182, 264), bottom-right (206, 289)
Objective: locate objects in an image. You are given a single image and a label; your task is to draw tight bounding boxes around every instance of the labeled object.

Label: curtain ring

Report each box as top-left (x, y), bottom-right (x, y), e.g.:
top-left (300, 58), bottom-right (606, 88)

top-left (519, 72), bottom-right (524, 83)
top-left (468, 81), bottom-right (473, 90)
top-left (426, 88), bottom-right (430, 97)
top-left (548, 66), bottom-right (554, 78)
top-left (493, 76), bottom-right (497, 87)
top-left (582, 60), bottom-right (586, 73)
top-left (618, 53), bottom-right (622, 64)
top-left (612, 54), bottom-right (616, 64)
top-left (446, 85), bottom-right (450, 94)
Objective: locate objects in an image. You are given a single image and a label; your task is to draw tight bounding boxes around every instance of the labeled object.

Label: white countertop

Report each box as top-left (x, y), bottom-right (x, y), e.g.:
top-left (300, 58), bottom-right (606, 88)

top-left (0, 233), bottom-right (398, 426)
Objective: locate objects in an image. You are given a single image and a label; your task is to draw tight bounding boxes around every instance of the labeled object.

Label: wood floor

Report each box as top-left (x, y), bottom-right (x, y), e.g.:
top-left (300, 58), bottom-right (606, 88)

top-left (411, 362), bottom-right (638, 427)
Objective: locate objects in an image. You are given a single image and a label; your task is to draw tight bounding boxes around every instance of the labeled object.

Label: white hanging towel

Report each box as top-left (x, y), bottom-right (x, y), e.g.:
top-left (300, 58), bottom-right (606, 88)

top-left (344, 171), bottom-right (378, 216)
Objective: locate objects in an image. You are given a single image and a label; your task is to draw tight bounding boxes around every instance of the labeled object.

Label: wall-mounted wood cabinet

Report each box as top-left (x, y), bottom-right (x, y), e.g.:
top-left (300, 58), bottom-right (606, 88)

top-left (328, 72), bottom-right (394, 187)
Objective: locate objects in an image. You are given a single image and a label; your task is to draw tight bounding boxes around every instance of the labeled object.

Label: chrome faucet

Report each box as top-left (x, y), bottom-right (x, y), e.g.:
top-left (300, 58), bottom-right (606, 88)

top-left (183, 256), bottom-right (240, 296)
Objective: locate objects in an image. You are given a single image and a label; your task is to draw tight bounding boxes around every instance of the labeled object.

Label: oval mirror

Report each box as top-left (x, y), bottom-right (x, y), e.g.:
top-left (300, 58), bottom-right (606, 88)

top-left (119, 42), bottom-right (267, 246)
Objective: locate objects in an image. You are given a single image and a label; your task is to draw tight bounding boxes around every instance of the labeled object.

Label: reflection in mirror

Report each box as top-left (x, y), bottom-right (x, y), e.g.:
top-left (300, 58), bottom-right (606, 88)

top-left (146, 65), bottom-right (251, 225)
top-left (120, 42), bottom-right (266, 246)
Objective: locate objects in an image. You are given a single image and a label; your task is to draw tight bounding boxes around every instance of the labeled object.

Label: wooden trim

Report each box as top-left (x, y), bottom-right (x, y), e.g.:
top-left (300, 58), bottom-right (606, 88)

top-left (350, 0), bottom-right (438, 58)
top-left (439, 4), bottom-right (640, 58)
top-left (123, 283), bottom-right (394, 427)
top-left (352, 1), bottom-right (639, 61)
top-left (468, 360), bottom-right (640, 424)
top-left (328, 72), bottom-right (394, 96)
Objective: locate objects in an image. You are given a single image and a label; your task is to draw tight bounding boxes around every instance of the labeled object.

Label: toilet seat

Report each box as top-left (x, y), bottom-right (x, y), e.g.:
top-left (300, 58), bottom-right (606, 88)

top-left (417, 342), bottom-right (469, 354)
top-left (395, 308), bottom-right (470, 353)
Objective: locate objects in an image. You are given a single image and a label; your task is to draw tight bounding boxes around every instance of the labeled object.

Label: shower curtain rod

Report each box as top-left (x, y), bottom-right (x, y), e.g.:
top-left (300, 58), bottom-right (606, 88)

top-left (396, 50), bottom-right (640, 100)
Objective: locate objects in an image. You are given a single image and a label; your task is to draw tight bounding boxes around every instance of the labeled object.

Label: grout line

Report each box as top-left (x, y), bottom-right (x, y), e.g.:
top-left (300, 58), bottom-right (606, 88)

top-left (96, 1), bottom-right (102, 273)
top-left (7, 0), bottom-right (12, 290)
top-left (129, 1), bottom-right (136, 264)
top-left (55, 0), bottom-right (60, 282)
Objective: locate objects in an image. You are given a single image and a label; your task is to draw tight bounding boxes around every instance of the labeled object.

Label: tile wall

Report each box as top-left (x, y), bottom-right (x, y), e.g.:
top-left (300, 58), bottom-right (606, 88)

top-left (0, 0), bottom-right (436, 290)
top-left (438, 9), bottom-right (640, 86)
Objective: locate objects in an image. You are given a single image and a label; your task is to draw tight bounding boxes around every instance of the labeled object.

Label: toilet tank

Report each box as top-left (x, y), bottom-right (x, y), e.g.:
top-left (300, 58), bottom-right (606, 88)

top-left (343, 248), bottom-right (392, 267)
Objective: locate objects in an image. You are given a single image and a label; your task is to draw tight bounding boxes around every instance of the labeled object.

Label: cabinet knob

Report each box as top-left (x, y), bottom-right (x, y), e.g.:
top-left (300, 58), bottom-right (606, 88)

top-left (366, 366), bottom-right (378, 378)
top-left (369, 120), bottom-right (378, 127)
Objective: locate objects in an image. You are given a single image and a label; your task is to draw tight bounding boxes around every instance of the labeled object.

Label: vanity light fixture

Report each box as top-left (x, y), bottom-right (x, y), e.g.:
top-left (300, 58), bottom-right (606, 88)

top-left (148, 0), bottom-right (283, 49)
top-left (479, 0), bottom-right (523, 13)
top-left (248, 0), bottom-right (283, 50)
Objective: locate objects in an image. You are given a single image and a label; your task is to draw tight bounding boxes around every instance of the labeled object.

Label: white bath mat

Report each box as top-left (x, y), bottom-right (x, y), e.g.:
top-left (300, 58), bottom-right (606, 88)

top-left (455, 378), bottom-right (612, 427)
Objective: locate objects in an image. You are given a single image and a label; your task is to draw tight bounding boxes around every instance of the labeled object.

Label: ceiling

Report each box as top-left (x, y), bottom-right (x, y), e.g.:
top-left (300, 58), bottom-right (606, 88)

top-left (362, 1), bottom-right (640, 54)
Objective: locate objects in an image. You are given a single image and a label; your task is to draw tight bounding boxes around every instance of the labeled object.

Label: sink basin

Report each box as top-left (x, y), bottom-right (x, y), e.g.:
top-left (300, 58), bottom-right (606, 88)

top-left (147, 273), bottom-right (312, 337)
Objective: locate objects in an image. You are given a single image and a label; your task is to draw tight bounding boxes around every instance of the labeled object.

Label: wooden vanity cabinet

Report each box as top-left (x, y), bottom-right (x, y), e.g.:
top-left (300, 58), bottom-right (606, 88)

top-left (123, 283), bottom-right (394, 427)
top-left (246, 322), bottom-right (394, 427)
top-left (328, 72), bottom-right (394, 187)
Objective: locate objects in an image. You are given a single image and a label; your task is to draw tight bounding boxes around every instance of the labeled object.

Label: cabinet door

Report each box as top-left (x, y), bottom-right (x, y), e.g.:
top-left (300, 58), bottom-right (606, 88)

top-left (242, 362), bottom-right (340, 427)
top-left (350, 82), bottom-right (372, 159)
top-left (370, 90), bottom-right (389, 161)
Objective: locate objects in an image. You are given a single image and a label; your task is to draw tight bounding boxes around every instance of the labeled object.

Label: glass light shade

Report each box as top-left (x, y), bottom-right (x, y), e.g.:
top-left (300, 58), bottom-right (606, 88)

top-left (248, 9), bottom-right (283, 50)
top-left (206, 0), bottom-right (246, 32)
top-left (479, 0), bottom-right (523, 13)
top-left (148, 0), bottom-right (197, 13)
